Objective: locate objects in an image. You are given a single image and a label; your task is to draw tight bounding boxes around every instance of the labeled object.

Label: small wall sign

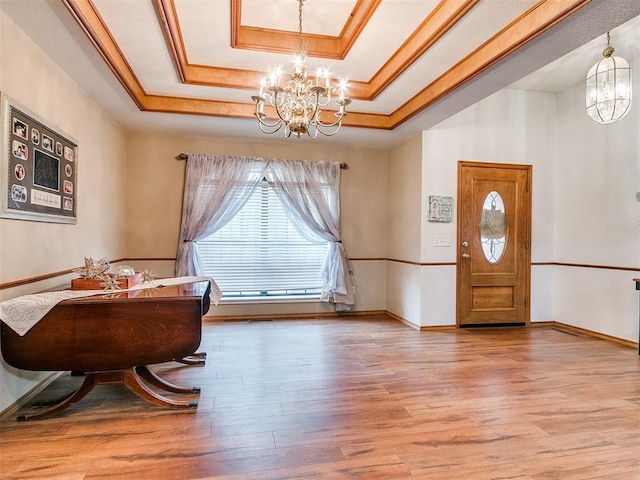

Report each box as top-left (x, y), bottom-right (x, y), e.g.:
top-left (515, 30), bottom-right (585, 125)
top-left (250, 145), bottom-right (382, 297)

top-left (428, 195), bottom-right (453, 223)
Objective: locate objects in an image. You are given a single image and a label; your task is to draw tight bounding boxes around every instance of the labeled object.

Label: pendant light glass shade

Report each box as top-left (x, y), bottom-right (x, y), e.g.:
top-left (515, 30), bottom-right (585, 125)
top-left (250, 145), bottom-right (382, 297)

top-left (585, 34), bottom-right (632, 125)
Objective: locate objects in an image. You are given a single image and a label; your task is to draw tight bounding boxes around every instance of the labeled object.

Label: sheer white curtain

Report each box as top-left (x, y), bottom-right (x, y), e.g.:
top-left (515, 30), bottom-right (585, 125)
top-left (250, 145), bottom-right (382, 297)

top-left (175, 154), bottom-right (268, 276)
top-left (266, 160), bottom-right (354, 309)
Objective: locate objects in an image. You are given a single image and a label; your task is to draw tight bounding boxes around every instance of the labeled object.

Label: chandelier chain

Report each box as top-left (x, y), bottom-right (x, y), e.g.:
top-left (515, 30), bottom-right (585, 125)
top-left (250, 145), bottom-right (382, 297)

top-left (297, 0), bottom-right (305, 55)
top-left (603, 31), bottom-right (613, 57)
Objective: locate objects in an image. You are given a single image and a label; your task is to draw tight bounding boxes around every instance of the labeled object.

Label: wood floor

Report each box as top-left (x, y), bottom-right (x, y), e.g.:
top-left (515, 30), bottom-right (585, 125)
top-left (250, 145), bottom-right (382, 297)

top-left (1, 315), bottom-right (639, 479)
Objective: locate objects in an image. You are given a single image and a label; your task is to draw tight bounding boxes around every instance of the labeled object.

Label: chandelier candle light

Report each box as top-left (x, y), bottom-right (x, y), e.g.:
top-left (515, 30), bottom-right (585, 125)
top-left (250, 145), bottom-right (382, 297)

top-left (251, 0), bottom-right (351, 138)
top-left (585, 32), bottom-right (632, 125)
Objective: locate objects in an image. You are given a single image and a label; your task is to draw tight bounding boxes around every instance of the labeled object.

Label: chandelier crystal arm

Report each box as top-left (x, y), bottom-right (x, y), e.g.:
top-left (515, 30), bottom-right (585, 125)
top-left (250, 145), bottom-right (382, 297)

top-left (251, 95), bottom-right (286, 133)
top-left (314, 114), bottom-right (348, 131)
top-left (258, 120), bottom-right (286, 136)
top-left (314, 103), bottom-right (351, 128)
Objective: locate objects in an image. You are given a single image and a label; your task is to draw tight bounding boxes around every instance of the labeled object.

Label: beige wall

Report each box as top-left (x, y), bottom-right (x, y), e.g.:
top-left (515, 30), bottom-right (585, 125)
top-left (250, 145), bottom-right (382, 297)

top-left (386, 134), bottom-right (422, 325)
top-left (126, 133), bottom-right (390, 315)
top-left (553, 56), bottom-right (640, 342)
top-left (0, 11), bottom-right (128, 412)
top-left (386, 90), bottom-right (559, 328)
top-left (387, 134), bottom-right (422, 262)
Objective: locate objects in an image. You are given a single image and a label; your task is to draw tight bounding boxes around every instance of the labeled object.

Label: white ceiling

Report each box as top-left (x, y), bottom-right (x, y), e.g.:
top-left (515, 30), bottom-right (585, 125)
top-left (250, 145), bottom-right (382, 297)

top-left (1, 0), bottom-right (640, 150)
top-left (509, 11), bottom-right (640, 94)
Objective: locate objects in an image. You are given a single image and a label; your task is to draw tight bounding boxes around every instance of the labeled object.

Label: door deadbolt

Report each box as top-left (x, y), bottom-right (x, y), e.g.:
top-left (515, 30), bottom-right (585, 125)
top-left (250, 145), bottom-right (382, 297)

top-left (462, 241), bottom-right (469, 247)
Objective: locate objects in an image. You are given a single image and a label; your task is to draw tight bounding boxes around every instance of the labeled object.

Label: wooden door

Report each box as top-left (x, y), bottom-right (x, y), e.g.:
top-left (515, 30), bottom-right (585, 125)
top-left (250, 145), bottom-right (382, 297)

top-left (456, 162), bottom-right (531, 327)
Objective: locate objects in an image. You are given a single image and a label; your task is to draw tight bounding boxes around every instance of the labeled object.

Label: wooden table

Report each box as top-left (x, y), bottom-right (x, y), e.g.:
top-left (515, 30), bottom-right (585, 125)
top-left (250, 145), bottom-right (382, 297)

top-left (1, 280), bottom-right (211, 420)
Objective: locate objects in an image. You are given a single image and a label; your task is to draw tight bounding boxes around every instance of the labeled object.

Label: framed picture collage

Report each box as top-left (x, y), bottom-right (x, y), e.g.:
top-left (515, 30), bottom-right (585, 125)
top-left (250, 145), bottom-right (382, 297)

top-left (1, 92), bottom-right (78, 223)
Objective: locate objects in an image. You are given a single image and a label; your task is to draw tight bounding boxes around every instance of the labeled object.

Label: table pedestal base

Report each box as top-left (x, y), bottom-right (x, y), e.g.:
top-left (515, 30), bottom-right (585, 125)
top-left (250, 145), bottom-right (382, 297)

top-left (176, 351), bottom-right (207, 366)
top-left (18, 366), bottom-right (199, 421)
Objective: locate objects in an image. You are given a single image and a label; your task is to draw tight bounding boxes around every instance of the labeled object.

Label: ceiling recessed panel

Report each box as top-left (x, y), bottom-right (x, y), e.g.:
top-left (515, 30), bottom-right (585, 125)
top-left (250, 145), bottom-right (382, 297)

top-left (241, 0), bottom-right (358, 36)
top-left (177, 0), bottom-right (434, 81)
top-left (174, 0), bottom-right (233, 65)
top-left (174, 1), bottom-right (363, 72)
top-left (93, 0), bottom-right (180, 88)
top-left (343, 0), bottom-right (541, 112)
top-left (340, 0), bottom-right (442, 80)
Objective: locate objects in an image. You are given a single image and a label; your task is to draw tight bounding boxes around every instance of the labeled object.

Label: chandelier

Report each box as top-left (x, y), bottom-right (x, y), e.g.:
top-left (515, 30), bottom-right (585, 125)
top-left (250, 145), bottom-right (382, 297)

top-left (585, 32), bottom-right (632, 125)
top-left (251, 0), bottom-right (351, 138)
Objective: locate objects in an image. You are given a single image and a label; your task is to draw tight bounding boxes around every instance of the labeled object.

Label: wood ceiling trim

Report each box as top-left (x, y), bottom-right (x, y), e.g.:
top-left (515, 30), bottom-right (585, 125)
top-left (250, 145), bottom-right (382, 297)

top-left (230, 0), bottom-right (381, 60)
top-left (234, 27), bottom-right (341, 57)
top-left (387, 0), bottom-right (594, 129)
top-left (182, 65), bottom-right (264, 90)
top-left (153, 0), bottom-right (186, 83)
top-left (141, 94), bottom-right (389, 129)
top-left (143, 94), bottom-right (257, 118)
top-left (61, 0), bottom-right (147, 109)
top-left (367, 0), bottom-right (479, 99)
top-left (62, 0), bottom-right (593, 131)
top-left (156, 0), bottom-right (477, 102)
top-left (336, 0), bottom-right (382, 54)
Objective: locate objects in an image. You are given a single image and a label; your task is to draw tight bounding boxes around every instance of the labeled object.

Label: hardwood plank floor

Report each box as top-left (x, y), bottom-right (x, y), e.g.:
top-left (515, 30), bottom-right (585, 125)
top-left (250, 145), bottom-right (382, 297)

top-left (1, 315), bottom-right (639, 479)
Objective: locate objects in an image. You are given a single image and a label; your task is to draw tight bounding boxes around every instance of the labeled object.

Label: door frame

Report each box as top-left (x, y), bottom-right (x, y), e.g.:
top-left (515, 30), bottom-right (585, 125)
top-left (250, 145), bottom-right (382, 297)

top-left (455, 161), bottom-right (532, 327)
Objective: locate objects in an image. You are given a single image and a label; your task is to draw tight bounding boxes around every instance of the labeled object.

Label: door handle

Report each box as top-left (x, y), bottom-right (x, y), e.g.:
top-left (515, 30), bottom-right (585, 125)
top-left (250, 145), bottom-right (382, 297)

top-left (462, 253), bottom-right (470, 259)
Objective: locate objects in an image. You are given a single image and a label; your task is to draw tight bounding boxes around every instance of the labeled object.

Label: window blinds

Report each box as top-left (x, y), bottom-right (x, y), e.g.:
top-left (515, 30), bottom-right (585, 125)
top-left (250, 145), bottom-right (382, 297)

top-left (198, 180), bottom-right (328, 297)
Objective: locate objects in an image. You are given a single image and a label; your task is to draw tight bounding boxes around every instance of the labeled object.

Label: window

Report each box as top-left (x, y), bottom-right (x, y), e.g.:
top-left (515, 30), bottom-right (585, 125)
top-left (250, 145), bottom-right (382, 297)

top-left (199, 179), bottom-right (328, 299)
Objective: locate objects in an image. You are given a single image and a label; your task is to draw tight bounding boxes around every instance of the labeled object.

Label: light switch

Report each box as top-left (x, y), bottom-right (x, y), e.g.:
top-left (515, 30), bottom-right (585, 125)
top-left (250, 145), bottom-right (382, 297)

top-left (433, 236), bottom-right (451, 247)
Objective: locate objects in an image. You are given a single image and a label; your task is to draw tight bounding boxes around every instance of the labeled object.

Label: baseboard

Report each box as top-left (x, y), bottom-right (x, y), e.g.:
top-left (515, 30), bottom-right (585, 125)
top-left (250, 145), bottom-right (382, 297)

top-left (530, 321), bottom-right (555, 328)
top-left (0, 371), bottom-right (63, 420)
top-left (384, 311), bottom-right (419, 330)
top-left (360, 313), bottom-right (638, 349)
top-left (204, 310), bottom-right (388, 323)
top-left (552, 321), bottom-right (638, 350)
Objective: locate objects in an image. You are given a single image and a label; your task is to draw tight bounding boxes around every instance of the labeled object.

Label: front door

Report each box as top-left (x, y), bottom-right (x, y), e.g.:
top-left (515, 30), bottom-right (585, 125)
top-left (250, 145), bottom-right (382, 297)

top-left (456, 162), bottom-right (531, 327)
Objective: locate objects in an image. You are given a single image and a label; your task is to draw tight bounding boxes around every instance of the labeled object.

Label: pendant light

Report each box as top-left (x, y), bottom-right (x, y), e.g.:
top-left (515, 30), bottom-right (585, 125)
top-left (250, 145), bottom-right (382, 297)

top-left (585, 32), bottom-right (632, 124)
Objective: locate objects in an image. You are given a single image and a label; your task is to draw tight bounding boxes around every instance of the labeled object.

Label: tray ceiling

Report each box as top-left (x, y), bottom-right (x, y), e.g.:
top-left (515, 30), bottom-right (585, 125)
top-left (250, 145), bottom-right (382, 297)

top-left (2, 0), bottom-right (640, 147)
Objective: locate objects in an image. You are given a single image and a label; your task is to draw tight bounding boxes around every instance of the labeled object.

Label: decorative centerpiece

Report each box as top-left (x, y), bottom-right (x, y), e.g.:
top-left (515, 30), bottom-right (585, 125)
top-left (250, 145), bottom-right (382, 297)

top-left (71, 257), bottom-right (143, 290)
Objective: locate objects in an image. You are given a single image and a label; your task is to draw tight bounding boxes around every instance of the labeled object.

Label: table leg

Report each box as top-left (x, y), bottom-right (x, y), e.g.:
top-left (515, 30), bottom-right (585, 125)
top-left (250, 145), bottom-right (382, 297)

top-left (30, 390), bottom-right (76, 408)
top-left (175, 351), bottom-right (207, 366)
top-left (18, 373), bottom-right (101, 421)
top-left (135, 365), bottom-right (201, 394)
top-left (17, 368), bottom-right (198, 421)
top-left (123, 369), bottom-right (199, 410)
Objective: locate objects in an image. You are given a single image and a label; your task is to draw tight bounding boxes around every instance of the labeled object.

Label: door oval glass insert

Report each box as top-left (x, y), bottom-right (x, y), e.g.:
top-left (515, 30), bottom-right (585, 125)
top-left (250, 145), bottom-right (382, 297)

top-left (480, 191), bottom-right (506, 264)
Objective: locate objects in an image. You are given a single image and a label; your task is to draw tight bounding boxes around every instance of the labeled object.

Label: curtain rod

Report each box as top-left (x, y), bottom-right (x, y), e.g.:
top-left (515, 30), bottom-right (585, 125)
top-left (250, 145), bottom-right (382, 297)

top-left (175, 153), bottom-right (349, 170)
